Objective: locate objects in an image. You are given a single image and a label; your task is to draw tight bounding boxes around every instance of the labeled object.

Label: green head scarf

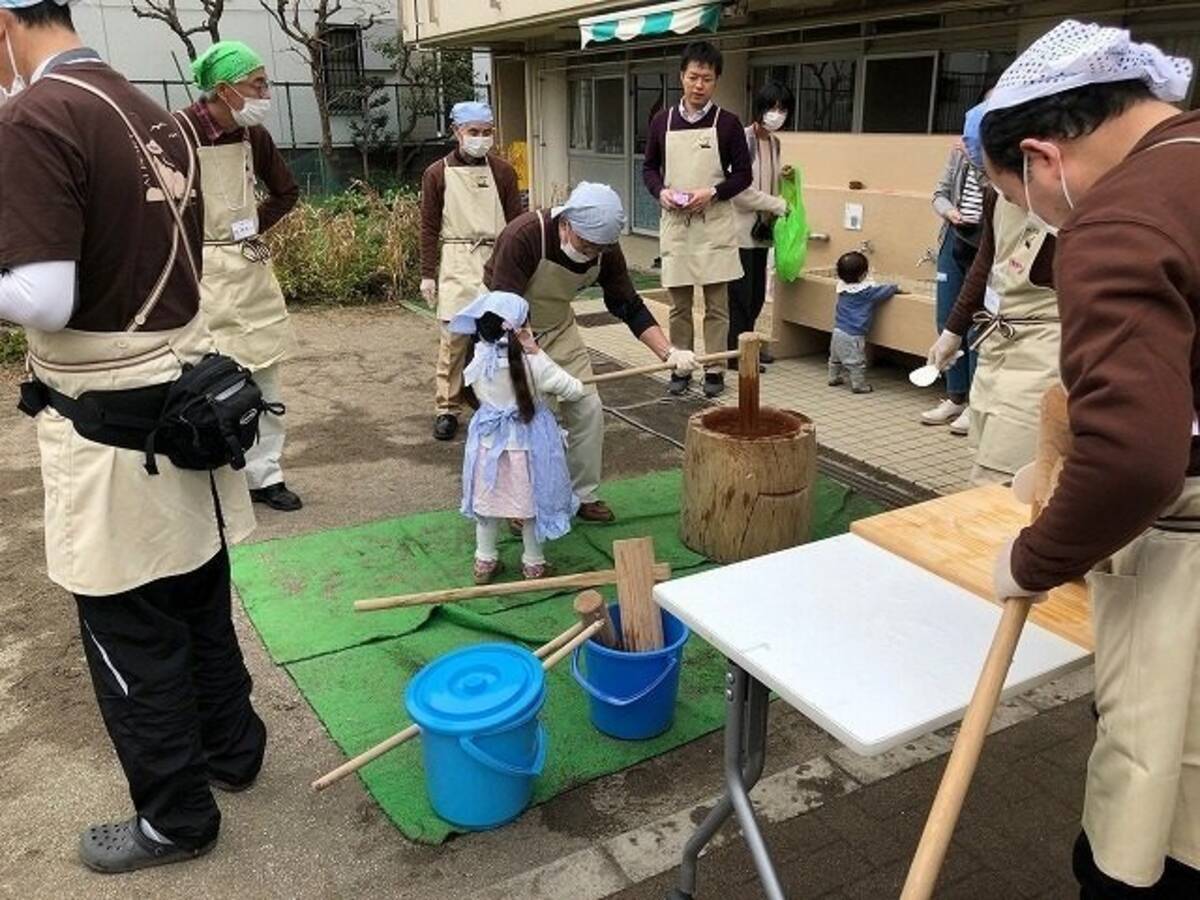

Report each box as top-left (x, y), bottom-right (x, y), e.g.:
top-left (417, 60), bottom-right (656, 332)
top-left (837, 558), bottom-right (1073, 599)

top-left (192, 41), bottom-right (264, 93)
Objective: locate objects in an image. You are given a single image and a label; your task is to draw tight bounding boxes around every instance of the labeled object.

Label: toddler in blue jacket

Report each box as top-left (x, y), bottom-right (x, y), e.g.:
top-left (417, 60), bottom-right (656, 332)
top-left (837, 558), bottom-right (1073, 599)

top-left (828, 251), bottom-right (898, 394)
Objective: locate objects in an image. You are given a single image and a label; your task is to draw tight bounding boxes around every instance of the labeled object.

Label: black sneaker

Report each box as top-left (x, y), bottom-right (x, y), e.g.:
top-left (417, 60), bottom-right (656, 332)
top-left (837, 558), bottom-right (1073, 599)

top-left (760, 348), bottom-right (776, 364)
top-left (702, 373), bottom-right (726, 398)
top-left (249, 482), bottom-right (303, 512)
top-left (851, 384), bottom-right (874, 394)
top-left (433, 413), bottom-right (458, 441)
top-left (79, 817), bottom-right (214, 874)
top-left (667, 374), bottom-right (692, 396)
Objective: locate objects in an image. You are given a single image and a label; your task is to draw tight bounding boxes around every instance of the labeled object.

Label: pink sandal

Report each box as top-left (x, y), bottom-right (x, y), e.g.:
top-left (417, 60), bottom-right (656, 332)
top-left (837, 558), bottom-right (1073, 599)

top-left (522, 562), bottom-right (552, 580)
top-left (473, 558), bottom-right (502, 585)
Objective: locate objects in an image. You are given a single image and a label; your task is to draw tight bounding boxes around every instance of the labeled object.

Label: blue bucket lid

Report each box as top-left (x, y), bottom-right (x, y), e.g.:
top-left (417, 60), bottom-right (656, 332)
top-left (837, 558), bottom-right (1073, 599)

top-left (405, 643), bottom-right (545, 736)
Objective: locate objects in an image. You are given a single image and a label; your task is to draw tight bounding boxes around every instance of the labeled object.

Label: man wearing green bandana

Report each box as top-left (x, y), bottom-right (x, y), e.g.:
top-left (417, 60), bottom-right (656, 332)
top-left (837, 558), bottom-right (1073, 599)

top-left (177, 40), bottom-right (304, 512)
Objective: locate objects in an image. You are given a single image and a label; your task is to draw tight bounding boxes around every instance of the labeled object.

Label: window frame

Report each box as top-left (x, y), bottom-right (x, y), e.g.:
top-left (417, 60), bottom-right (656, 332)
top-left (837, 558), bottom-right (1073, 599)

top-left (320, 24), bottom-right (366, 116)
top-left (856, 50), bottom-right (939, 134)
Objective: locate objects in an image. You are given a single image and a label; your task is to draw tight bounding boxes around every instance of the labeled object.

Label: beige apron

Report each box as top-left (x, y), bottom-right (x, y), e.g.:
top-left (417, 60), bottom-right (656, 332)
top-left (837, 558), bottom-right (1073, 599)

top-left (659, 107), bottom-right (743, 289)
top-left (524, 211), bottom-right (599, 382)
top-left (1083, 480), bottom-right (1200, 885)
top-left (27, 317), bottom-right (256, 596)
top-left (968, 197), bottom-right (1060, 477)
top-left (437, 160), bottom-right (505, 321)
top-left (177, 114), bottom-right (295, 372)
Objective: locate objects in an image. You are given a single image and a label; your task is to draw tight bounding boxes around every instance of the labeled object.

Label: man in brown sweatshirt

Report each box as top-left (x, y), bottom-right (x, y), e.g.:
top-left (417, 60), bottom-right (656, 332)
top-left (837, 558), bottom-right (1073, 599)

top-left (419, 101), bottom-right (523, 441)
top-left (974, 20), bottom-right (1199, 897)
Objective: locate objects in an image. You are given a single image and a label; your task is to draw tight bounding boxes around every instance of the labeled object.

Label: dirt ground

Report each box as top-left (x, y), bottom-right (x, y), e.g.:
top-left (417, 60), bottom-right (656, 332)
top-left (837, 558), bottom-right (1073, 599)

top-left (0, 306), bottom-right (836, 899)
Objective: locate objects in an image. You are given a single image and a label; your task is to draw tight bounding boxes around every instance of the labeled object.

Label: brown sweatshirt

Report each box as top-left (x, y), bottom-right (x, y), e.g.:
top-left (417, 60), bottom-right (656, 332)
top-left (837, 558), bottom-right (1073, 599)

top-left (945, 189), bottom-right (1056, 337)
top-left (419, 150), bottom-right (523, 280)
top-left (1012, 110), bottom-right (1200, 592)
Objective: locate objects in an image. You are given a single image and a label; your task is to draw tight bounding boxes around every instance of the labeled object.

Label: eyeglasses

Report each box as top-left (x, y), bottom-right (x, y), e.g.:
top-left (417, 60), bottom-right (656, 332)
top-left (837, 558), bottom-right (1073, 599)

top-left (234, 77), bottom-right (271, 99)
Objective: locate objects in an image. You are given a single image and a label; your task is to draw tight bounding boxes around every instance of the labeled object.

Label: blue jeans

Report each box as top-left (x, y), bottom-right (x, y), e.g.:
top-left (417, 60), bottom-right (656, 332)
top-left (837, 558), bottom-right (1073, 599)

top-left (935, 231), bottom-right (977, 398)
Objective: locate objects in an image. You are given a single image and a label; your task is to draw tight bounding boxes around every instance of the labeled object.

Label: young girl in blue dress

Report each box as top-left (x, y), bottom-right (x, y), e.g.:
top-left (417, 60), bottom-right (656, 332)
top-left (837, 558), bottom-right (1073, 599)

top-left (452, 291), bottom-right (584, 584)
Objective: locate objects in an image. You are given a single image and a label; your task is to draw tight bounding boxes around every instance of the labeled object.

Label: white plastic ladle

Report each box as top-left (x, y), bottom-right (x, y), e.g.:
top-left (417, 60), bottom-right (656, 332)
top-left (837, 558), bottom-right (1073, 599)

top-left (908, 351), bottom-right (965, 388)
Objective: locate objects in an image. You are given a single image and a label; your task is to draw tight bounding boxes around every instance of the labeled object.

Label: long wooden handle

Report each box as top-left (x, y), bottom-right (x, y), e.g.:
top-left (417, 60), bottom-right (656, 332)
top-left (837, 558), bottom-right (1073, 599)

top-left (311, 620), bottom-right (589, 791)
top-left (899, 596), bottom-right (1032, 899)
top-left (540, 619), bottom-right (604, 669)
top-left (355, 563), bottom-right (671, 612)
top-left (580, 350), bottom-right (741, 386)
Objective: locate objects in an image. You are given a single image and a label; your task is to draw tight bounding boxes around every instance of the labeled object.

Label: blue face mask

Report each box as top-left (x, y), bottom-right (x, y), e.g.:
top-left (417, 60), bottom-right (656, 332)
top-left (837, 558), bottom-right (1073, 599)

top-left (961, 101), bottom-right (988, 169)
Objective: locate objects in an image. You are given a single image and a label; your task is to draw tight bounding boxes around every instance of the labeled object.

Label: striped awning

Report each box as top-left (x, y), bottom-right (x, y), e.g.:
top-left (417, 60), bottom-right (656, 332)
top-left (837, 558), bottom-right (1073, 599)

top-left (579, 0), bottom-right (721, 49)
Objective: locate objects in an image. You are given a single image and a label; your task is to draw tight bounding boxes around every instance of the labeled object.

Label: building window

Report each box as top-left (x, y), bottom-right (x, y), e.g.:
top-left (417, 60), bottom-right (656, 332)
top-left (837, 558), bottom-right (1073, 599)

top-left (861, 54), bottom-right (936, 133)
top-left (321, 25), bottom-right (364, 114)
top-left (932, 51), bottom-right (1016, 133)
top-left (751, 59), bottom-right (855, 132)
top-left (569, 77), bottom-right (624, 155)
top-left (798, 60), bottom-right (856, 132)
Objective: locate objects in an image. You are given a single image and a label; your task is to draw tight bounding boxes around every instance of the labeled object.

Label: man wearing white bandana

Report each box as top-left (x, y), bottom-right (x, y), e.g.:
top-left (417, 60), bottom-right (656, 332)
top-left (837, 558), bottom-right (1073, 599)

top-left (419, 100), bottom-right (523, 442)
top-left (176, 41), bottom-right (304, 511)
top-left (968, 20), bottom-right (1200, 897)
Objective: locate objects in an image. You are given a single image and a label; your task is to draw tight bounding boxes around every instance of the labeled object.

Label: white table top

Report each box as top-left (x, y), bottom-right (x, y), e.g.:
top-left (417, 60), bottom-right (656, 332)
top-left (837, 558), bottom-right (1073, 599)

top-left (654, 534), bottom-right (1090, 756)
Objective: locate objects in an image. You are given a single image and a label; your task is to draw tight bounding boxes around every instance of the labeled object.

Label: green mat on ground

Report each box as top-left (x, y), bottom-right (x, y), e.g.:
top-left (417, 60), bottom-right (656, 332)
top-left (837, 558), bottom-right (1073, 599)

top-left (231, 470), bottom-right (881, 843)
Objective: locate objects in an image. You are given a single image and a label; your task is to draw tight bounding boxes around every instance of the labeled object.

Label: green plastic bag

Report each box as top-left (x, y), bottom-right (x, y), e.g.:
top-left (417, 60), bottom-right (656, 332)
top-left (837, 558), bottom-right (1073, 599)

top-left (773, 166), bottom-right (809, 282)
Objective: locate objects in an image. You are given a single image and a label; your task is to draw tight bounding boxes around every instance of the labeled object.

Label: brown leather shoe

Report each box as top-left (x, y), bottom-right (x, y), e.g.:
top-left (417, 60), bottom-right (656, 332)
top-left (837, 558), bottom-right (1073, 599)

top-left (577, 501), bottom-right (615, 523)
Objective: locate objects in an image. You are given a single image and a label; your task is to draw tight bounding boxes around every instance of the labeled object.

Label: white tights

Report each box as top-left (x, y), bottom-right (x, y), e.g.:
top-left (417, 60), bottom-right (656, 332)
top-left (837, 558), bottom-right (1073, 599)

top-left (475, 517), bottom-right (545, 566)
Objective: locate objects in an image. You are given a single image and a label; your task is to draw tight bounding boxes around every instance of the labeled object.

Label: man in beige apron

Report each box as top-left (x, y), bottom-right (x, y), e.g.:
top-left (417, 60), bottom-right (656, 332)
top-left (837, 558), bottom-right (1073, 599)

top-left (419, 100), bottom-right (522, 441)
top-left (485, 182), bottom-right (695, 522)
top-left (177, 41), bottom-right (302, 511)
top-left (933, 193), bottom-right (1060, 484)
top-left (642, 40), bottom-right (752, 398)
top-left (972, 21), bottom-right (1200, 896)
top-left (0, 17), bottom-right (262, 873)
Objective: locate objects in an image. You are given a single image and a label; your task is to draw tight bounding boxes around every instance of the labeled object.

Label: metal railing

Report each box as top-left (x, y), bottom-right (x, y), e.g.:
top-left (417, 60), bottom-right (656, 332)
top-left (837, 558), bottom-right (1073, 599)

top-left (130, 78), bottom-right (492, 151)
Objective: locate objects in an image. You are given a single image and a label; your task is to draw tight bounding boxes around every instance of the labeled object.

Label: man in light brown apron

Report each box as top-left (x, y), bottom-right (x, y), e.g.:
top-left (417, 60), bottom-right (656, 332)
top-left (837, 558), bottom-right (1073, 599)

top-left (0, 9), bottom-right (262, 873)
top-left (176, 41), bottom-right (302, 511)
top-left (642, 40), bottom-right (751, 398)
top-left (419, 100), bottom-right (522, 441)
top-left (485, 182), bottom-right (695, 522)
top-left (972, 20), bottom-right (1200, 897)
top-left (930, 189), bottom-right (1060, 484)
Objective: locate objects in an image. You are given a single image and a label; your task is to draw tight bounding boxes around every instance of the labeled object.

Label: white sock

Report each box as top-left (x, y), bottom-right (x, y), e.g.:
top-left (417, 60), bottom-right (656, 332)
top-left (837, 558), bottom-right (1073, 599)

top-left (521, 519), bottom-right (545, 566)
top-left (139, 817), bottom-right (174, 845)
top-left (475, 517), bottom-right (499, 562)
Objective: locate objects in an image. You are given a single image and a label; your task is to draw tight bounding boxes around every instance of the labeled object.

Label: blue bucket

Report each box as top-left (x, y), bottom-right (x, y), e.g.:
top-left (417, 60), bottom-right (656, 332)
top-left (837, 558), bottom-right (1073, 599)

top-left (571, 604), bottom-right (690, 740)
top-left (405, 643), bottom-right (546, 830)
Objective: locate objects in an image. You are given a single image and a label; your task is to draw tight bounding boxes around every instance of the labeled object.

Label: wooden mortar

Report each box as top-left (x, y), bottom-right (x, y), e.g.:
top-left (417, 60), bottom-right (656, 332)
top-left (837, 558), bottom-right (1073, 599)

top-left (679, 406), bottom-right (817, 563)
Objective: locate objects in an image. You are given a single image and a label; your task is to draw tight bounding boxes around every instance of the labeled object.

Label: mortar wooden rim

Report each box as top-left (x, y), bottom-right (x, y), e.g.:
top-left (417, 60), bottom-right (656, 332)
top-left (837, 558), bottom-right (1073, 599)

top-left (689, 406), bottom-right (814, 441)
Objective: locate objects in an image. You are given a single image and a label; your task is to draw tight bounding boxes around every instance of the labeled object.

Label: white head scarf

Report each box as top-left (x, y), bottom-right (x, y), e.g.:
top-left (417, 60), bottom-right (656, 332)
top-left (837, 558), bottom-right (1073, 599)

top-left (449, 291), bottom-right (530, 386)
top-left (552, 181), bottom-right (626, 245)
top-left (987, 20), bottom-right (1193, 113)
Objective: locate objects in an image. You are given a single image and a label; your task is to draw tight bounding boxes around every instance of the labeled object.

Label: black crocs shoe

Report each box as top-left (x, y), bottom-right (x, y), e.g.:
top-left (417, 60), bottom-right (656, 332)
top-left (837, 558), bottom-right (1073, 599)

top-left (433, 414), bottom-right (458, 441)
top-left (667, 374), bottom-right (692, 396)
top-left (79, 817), bottom-right (215, 874)
top-left (249, 482), bottom-right (303, 512)
top-left (210, 774), bottom-right (256, 793)
top-left (702, 373), bottom-right (726, 398)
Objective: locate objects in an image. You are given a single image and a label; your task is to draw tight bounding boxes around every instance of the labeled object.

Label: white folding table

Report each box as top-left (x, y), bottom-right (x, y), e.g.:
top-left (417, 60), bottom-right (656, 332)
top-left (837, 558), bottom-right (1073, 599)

top-left (653, 533), bottom-right (1091, 900)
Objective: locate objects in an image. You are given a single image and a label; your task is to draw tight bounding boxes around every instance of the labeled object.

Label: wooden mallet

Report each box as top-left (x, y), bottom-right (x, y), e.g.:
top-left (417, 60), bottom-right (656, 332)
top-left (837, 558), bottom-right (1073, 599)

top-left (354, 562), bottom-right (672, 612)
top-left (574, 589), bottom-right (619, 649)
top-left (900, 384), bottom-right (1072, 899)
top-left (311, 612), bottom-right (606, 792)
top-left (580, 332), bottom-right (766, 388)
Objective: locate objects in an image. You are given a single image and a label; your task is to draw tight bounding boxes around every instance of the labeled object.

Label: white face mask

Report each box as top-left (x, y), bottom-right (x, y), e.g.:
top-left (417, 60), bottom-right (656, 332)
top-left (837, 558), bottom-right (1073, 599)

top-left (761, 109), bottom-right (786, 132)
top-left (230, 96), bottom-right (270, 128)
top-left (0, 35), bottom-right (26, 106)
top-left (1022, 153), bottom-right (1073, 237)
top-left (560, 240), bottom-right (593, 264)
top-left (462, 134), bottom-right (494, 159)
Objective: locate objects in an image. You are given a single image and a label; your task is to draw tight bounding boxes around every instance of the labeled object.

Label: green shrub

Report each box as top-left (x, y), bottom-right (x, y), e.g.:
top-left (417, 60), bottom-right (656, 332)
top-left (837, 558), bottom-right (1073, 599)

top-left (267, 183), bottom-right (421, 306)
top-left (0, 326), bottom-right (27, 365)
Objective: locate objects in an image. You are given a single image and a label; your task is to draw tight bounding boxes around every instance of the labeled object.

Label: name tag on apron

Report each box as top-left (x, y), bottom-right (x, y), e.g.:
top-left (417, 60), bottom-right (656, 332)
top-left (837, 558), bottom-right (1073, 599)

top-left (984, 285), bottom-right (1001, 315)
top-left (231, 218), bottom-right (256, 242)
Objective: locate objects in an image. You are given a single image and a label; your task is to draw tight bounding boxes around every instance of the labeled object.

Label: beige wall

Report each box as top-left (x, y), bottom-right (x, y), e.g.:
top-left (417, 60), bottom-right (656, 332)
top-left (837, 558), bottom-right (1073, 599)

top-left (777, 133), bottom-right (954, 281)
top-left (495, 58), bottom-right (528, 150)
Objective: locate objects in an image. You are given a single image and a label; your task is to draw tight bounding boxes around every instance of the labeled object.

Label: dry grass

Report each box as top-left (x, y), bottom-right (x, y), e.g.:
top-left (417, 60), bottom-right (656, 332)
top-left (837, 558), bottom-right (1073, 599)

top-left (266, 183), bottom-right (421, 306)
top-left (0, 326), bottom-right (26, 365)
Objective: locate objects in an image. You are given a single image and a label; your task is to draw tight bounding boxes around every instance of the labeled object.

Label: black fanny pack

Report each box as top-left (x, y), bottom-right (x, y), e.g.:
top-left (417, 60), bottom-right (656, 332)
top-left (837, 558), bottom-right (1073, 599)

top-left (18, 353), bottom-right (283, 475)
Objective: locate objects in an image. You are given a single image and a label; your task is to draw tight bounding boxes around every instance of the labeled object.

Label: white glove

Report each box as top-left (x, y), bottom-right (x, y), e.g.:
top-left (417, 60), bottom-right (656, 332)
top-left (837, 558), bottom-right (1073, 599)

top-left (1010, 462), bottom-right (1037, 506)
top-left (420, 278), bottom-right (437, 307)
top-left (771, 195), bottom-right (789, 218)
top-left (992, 538), bottom-right (1044, 602)
top-left (927, 329), bottom-right (963, 370)
top-left (665, 347), bottom-right (697, 375)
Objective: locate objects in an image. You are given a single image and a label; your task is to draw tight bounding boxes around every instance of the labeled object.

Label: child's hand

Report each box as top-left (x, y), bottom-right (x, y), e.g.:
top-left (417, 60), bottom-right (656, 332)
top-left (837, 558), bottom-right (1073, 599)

top-left (515, 326), bottom-right (539, 354)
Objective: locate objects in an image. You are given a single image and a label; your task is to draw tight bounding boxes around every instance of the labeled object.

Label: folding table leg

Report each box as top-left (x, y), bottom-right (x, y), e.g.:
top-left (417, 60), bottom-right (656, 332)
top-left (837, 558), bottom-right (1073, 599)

top-left (671, 662), bottom-right (782, 900)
